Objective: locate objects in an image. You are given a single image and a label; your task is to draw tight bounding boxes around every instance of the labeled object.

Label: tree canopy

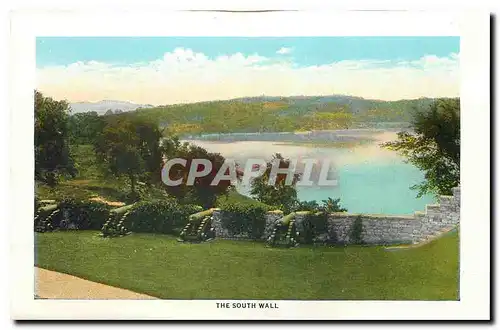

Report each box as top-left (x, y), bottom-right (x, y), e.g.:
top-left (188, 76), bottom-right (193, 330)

top-left (383, 98), bottom-right (460, 196)
top-left (34, 90), bottom-right (75, 186)
top-left (250, 153), bottom-right (300, 213)
top-left (161, 138), bottom-right (240, 208)
top-left (68, 111), bottom-right (106, 145)
top-left (93, 116), bottom-right (163, 199)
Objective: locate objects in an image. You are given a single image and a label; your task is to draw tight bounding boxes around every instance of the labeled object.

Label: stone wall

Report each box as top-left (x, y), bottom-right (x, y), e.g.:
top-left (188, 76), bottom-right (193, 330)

top-left (324, 186), bottom-right (460, 245)
top-left (411, 186), bottom-right (461, 244)
top-left (263, 210), bottom-right (284, 239)
top-left (325, 214), bottom-right (419, 245)
top-left (211, 209), bottom-right (231, 239)
top-left (211, 186), bottom-right (460, 245)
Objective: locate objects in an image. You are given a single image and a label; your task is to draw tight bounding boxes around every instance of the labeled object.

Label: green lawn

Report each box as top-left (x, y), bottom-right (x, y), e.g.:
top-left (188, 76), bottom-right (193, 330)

top-left (35, 230), bottom-right (459, 300)
top-left (36, 180), bottom-right (128, 202)
top-left (215, 190), bottom-right (272, 208)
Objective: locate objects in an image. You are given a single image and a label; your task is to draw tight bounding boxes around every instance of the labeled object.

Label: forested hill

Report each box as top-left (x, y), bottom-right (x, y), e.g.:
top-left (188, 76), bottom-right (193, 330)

top-left (100, 95), bottom-right (445, 136)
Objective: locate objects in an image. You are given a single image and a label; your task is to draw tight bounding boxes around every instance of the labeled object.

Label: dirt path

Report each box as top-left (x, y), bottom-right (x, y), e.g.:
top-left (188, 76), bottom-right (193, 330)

top-left (35, 267), bottom-right (157, 299)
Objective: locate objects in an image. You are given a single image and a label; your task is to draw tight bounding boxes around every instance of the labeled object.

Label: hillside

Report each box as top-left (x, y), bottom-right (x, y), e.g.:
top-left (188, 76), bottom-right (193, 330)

top-left (105, 95), bottom-right (445, 136)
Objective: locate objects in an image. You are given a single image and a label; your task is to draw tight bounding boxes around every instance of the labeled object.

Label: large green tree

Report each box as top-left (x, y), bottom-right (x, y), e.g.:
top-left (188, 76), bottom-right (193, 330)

top-left (383, 98), bottom-right (460, 196)
top-left (162, 139), bottom-right (239, 208)
top-left (68, 111), bottom-right (106, 145)
top-left (250, 153), bottom-right (299, 213)
top-left (93, 116), bottom-right (163, 198)
top-left (34, 90), bottom-right (75, 186)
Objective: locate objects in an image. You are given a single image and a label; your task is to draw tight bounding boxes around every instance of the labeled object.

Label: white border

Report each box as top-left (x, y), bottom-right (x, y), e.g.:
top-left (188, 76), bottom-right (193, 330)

top-left (9, 10), bottom-right (490, 320)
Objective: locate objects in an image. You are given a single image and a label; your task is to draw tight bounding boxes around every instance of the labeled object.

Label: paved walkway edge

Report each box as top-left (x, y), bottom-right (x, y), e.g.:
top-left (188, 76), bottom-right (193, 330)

top-left (35, 267), bottom-right (158, 299)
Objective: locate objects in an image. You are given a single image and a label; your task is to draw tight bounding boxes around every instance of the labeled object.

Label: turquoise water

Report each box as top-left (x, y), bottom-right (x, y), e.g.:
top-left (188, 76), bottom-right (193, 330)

top-left (184, 130), bottom-right (436, 215)
top-left (296, 161), bottom-right (435, 215)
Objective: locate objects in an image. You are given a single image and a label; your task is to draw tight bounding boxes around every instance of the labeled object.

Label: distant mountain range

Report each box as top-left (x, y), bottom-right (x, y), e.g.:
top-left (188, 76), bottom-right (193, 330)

top-left (69, 95), bottom-right (453, 135)
top-left (233, 95), bottom-right (436, 115)
top-left (101, 94), bottom-right (452, 136)
top-left (69, 100), bottom-right (154, 115)
top-left (69, 95), bottom-right (440, 116)
top-left (158, 94), bottom-right (437, 116)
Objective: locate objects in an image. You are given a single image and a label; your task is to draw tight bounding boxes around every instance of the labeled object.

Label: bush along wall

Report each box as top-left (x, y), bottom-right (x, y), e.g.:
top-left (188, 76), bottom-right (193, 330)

top-left (101, 199), bottom-right (202, 238)
top-left (58, 198), bottom-right (113, 230)
top-left (34, 199), bottom-right (113, 232)
top-left (302, 211), bottom-right (329, 245)
top-left (266, 211), bottom-right (330, 247)
top-left (350, 215), bottom-right (364, 245)
top-left (217, 202), bottom-right (271, 239)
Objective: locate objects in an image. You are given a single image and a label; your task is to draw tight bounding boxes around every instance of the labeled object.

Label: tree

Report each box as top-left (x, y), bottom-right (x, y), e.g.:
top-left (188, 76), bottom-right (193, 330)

top-left (34, 90), bottom-right (75, 186)
top-left (135, 117), bottom-right (164, 185)
top-left (162, 139), bottom-right (239, 208)
top-left (68, 111), bottom-right (106, 145)
top-left (303, 111), bottom-right (353, 131)
top-left (94, 116), bottom-right (163, 199)
top-left (250, 153), bottom-right (299, 213)
top-left (382, 98), bottom-right (460, 196)
top-left (321, 197), bottom-right (347, 213)
top-left (293, 197), bottom-right (347, 213)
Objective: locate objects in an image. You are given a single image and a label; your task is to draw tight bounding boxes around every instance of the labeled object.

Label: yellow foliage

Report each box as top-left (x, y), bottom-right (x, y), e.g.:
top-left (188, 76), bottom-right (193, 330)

top-left (167, 123), bottom-right (202, 135)
top-left (263, 101), bottom-right (288, 110)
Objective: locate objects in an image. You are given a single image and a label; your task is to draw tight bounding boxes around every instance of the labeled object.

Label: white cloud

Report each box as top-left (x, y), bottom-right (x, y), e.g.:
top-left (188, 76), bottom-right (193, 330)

top-left (276, 47), bottom-right (293, 55)
top-left (36, 48), bottom-right (459, 105)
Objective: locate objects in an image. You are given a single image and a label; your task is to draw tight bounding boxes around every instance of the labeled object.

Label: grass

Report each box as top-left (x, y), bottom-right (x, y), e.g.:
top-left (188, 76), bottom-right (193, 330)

top-left (36, 144), bottom-right (131, 202)
top-left (35, 230), bottom-right (459, 300)
top-left (70, 144), bottom-right (103, 180)
top-left (215, 190), bottom-right (272, 209)
top-left (36, 180), bottom-right (129, 202)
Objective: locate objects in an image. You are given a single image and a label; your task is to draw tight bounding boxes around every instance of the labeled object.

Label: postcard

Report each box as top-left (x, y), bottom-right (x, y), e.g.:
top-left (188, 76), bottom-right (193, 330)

top-left (9, 9), bottom-right (490, 320)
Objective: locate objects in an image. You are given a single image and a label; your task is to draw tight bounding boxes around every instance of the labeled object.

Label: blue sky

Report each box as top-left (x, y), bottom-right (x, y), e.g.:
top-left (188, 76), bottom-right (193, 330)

top-left (36, 36), bottom-right (459, 67)
top-left (36, 37), bottom-right (460, 104)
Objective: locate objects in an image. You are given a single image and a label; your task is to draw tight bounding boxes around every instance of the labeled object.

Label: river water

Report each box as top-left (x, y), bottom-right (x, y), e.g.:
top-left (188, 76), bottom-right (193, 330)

top-left (182, 129), bottom-right (436, 215)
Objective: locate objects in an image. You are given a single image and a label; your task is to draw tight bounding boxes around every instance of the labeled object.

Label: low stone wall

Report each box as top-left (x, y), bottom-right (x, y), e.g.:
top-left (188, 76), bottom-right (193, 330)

top-left (211, 186), bottom-right (460, 245)
top-left (263, 210), bottom-right (284, 239)
top-left (326, 214), bottom-right (418, 245)
top-left (411, 186), bottom-right (460, 244)
top-left (211, 209), bottom-right (230, 238)
top-left (325, 186), bottom-right (459, 245)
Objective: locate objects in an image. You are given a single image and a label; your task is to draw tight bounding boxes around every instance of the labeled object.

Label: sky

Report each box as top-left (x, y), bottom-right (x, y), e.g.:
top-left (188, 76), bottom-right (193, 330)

top-left (36, 37), bottom-right (460, 105)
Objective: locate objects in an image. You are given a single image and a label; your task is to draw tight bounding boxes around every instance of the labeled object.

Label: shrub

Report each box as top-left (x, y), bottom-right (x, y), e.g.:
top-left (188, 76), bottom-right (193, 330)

top-left (350, 215), bottom-right (364, 245)
top-left (249, 154), bottom-right (299, 214)
top-left (299, 211), bottom-right (328, 244)
top-left (320, 197), bottom-right (347, 213)
top-left (124, 191), bottom-right (142, 204)
top-left (293, 198), bottom-right (347, 213)
top-left (58, 198), bottom-right (113, 230)
top-left (293, 201), bottom-right (319, 212)
top-left (218, 202), bottom-right (271, 239)
top-left (128, 200), bottom-right (199, 233)
top-left (101, 199), bottom-right (201, 237)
